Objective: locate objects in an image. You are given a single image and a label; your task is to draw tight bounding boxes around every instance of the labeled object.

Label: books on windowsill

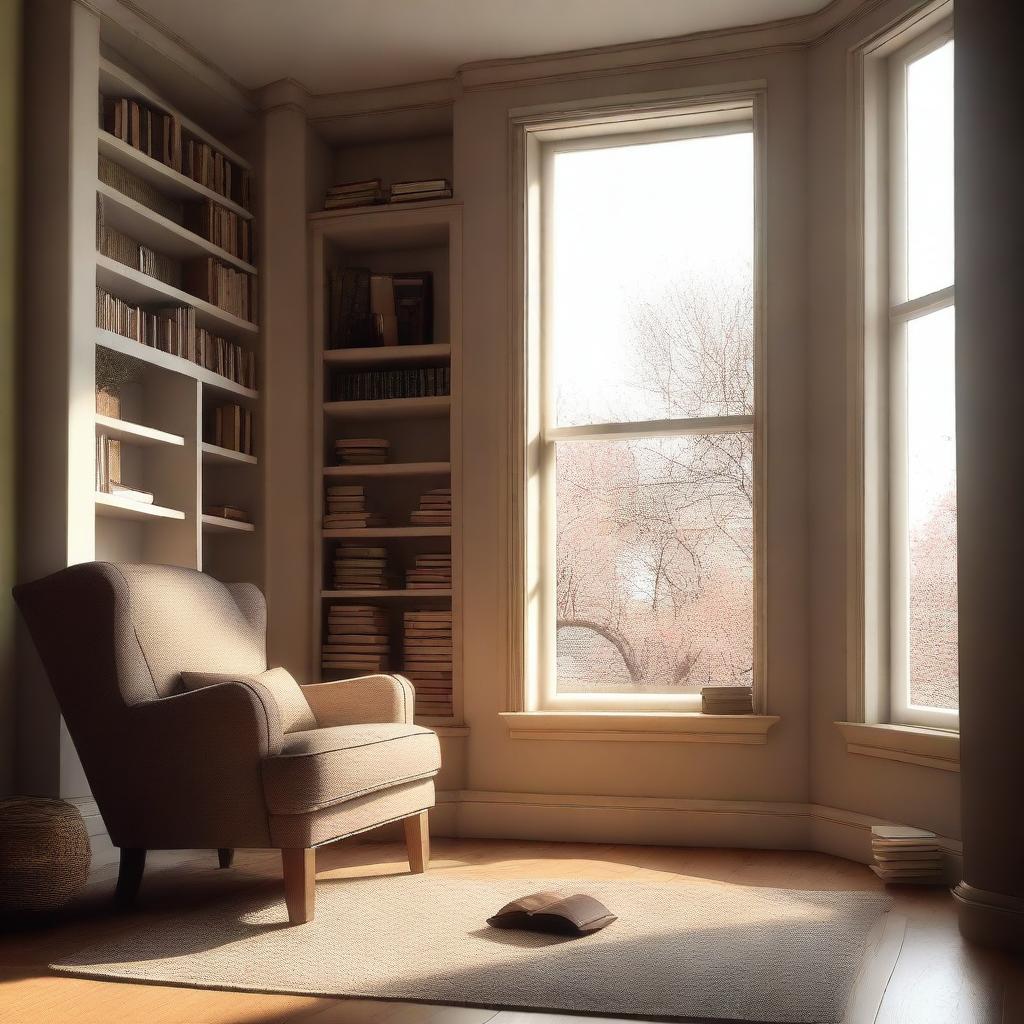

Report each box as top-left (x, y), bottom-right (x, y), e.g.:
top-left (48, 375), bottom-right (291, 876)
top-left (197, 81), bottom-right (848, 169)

top-left (701, 686), bottom-right (753, 715)
top-left (870, 825), bottom-right (945, 885)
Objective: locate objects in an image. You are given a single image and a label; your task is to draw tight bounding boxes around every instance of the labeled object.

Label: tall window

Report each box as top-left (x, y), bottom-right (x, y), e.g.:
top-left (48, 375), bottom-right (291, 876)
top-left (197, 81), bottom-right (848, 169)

top-left (530, 107), bottom-right (760, 712)
top-left (887, 25), bottom-right (957, 728)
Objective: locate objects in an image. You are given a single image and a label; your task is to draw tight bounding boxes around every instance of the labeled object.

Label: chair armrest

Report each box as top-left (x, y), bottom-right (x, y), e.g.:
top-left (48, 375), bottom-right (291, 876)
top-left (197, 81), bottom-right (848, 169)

top-left (302, 673), bottom-right (414, 726)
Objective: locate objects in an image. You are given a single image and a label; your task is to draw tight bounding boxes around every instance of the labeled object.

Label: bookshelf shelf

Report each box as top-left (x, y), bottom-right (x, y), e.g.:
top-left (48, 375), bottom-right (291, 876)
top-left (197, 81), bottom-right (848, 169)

top-left (96, 254), bottom-right (258, 338)
top-left (97, 132), bottom-right (253, 220)
top-left (323, 396), bottom-right (450, 420)
top-left (201, 514), bottom-right (255, 533)
top-left (322, 526), bottom-right (452, 539)
top-left (324, 344), bottom-right (450, 368)
top-left (320, 589), bottom-right (453, 599)
top-left (95, 492), bottom-right (185, 521)
top-left (95, 414), bottom-right (184, 448)
top-left (324, 461), bottom-right (451, 479)
top-left (97, 329), bottom-right (258, 400)
top-left (98, 58), bottom-right (252, 171)
top-left (202, 442), bottom-right (258, 466)
top-left (97, 182), bottom-right (258, 275)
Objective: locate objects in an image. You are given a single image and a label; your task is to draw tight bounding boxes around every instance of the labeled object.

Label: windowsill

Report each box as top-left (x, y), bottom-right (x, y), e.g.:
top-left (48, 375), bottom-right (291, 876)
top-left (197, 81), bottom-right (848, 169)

top-left (835, 721), bottom-right (959, 772)
top-left (501, 711), bottom-right (780, 744)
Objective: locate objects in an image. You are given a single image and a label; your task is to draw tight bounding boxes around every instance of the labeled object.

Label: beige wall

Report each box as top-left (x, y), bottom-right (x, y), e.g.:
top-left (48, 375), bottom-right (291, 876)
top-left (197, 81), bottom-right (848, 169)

top-left (806, 0), bottom-right (960, 841)
top-left (0, 0), bottom-right (20, 796)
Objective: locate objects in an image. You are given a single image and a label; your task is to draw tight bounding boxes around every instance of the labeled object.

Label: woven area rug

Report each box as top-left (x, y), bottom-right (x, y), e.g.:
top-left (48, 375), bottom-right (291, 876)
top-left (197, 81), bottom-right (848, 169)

top-left (52, 874), bottom-right (892, 1023)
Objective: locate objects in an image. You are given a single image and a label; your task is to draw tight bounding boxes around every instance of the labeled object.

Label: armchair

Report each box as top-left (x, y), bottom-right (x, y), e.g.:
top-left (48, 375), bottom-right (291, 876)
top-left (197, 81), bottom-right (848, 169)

top-left (14, 561), bottom-right (441, 923)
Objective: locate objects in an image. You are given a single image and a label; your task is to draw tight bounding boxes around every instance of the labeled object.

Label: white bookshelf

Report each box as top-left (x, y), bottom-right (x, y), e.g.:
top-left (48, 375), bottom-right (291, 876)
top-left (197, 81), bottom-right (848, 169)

top-left (311, 203), bottom-right (463, 725)
top-left (93, 54), bottom-right (262, 584)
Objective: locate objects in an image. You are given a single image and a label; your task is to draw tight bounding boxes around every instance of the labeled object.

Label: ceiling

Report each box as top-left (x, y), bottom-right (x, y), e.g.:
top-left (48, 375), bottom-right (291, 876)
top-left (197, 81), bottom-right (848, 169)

top-left (122, 0), bottom-right (832, 96)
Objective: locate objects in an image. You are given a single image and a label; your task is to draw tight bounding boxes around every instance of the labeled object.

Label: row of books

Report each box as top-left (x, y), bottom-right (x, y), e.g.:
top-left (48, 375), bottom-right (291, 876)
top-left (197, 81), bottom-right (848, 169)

top-left (99, 155), bottom-right (257, 265)
top-left (328, 268), bottom-right (433, 349)
top-left (403, 609), bottom-right (453, 718)
top-left (406, 553), bottom-right (452, 590)
top-left (410, 488), bottom-right (451, 527)
top-left (183, 256), bottom-right (258, 324)
top-left (96, 434), bottom-right (154, 505)
top-left (322, 604), bottom-right (391, 673)
top-left (333, 367), bottom-right (450, 402)
top-left (209, 403), bottom-right (255, 456)
top-left (331, 543), bottom-right (390, 590)
top-left (334, 437), bottom-right (389, 465)
top-left (96, 287), bottom-right (257, 389)
top-left (324, 486), bottom-right (385, 530)
top-left (323, 178), bottom-right (452, 210)
top-left (102, 95), bottom-right (254, 211)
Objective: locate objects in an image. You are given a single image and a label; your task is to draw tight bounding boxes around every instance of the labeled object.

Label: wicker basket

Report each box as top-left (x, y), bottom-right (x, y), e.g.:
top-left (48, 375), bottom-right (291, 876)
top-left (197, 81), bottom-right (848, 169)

top-left (0, 797), bottom-right (91, 912)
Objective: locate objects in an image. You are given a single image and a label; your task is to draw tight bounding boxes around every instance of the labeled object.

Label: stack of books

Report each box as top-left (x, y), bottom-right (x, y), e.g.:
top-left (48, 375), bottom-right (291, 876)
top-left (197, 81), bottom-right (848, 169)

top-left (701, 686), bottom-right (754, 715)
top-left (410, 489), bottom-right (452, 527)
top-left (211, 403), bottom-right (254, 456)
top-left (322, 604), bottom-right (391, 674)
top-left (390, 179), bottom-right (453, 204)
top-left (334, 438), bottom-right (390, 465)
top-left (324, 486), bottom-right (386, 530)
top-left (870, 825), bottom-right (944, 884)
top-left (332, 543), bottom-right (390, 590)
top-left (324, 179), bottom-right (386, 210)
top-left (203, 504), bottom-right (249, 523)
top-left (405, 553), bottom-right (452, 590)
top-left (402, 609), bottom-right (453, 717)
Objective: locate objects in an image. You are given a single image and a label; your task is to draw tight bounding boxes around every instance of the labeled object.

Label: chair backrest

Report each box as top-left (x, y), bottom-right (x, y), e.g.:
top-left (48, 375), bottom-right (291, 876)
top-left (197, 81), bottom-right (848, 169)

top-left (14, 561), bottom-right (267, 778)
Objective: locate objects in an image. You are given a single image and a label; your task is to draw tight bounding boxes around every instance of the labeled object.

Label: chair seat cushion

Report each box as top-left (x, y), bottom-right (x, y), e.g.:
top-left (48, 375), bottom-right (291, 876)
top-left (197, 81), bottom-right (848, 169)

top-left (261, 723), bottom-right (441, 816)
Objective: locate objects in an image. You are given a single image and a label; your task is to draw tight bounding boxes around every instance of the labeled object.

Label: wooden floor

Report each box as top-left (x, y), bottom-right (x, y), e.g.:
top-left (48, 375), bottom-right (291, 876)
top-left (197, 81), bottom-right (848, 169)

top-left (0, 838), bottom-right (1020, 1023)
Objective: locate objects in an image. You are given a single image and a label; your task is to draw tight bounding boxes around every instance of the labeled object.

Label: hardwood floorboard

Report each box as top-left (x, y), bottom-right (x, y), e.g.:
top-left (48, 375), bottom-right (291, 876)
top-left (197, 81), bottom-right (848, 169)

top-left (0, 839), bottom-right (1019, 1024)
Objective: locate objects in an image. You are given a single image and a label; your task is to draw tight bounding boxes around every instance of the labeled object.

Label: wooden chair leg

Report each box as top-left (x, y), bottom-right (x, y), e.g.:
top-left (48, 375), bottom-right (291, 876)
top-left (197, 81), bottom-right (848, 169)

top-left (217, 848), bottom-right (234, 869)
top-left (404, 810), bottom-right (430, 874)
top-left (115, 848), bottom-right (146, 908)
top-left (281, 848), bottom-right (315, 924)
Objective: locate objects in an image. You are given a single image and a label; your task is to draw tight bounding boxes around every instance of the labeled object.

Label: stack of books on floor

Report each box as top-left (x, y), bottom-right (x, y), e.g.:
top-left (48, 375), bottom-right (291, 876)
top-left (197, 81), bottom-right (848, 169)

top-left (390, 179), bottom-right (453, 204)
top-left (405, 553), bottom-right (452, 590)
top-left (403, 609), bottom-right (453, 717)
top-left (870, 825), bottom-right (944, 885)
top-left (324, 485), bottom-right (385, 530)
top-left (332, 543), bottom-right (391, 590)
top-left (410, 488), bottom-right (451, 527)
top-left (701, 686), bottom-right (753, 715)
top-left (324, 179), bottom-right (386, 210)
top-left (334, 438), bottom-right (390, 465)
top-left (322, 604), bottom-right (391, 674)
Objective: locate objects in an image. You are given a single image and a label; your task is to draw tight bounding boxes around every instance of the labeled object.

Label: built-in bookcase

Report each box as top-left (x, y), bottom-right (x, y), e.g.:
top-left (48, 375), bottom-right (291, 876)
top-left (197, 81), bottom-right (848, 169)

top-left (310, 203), bottom-right (462, 725)
top-left (92, 56), bottom-right (262, 585)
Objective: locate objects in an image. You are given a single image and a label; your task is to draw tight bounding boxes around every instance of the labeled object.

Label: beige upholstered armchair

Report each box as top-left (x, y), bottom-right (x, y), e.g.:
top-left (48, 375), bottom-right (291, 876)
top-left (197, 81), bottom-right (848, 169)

top-left (14, 561), bottom-right (441, 924)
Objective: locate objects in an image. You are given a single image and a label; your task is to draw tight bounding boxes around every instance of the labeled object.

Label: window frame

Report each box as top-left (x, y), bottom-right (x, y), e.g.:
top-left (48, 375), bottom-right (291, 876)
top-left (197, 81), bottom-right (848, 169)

top-left (887, 22), bottom-right (957, 731)
top-left (851, 2), bottom-right (957, 735)
top-left (509, 90), bottom-right (766, 715)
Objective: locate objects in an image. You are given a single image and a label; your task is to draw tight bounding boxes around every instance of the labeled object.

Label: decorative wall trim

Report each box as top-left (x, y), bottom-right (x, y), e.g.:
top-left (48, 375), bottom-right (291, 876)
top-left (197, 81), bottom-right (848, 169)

top-left (501, 712), bottom-right (780, 744)
top-left (835, 721), bottom-right (959, 771)
top-left (433, 789), bottom-right (962, 880)
top-left (953, 883), bottom-right (1024, 953)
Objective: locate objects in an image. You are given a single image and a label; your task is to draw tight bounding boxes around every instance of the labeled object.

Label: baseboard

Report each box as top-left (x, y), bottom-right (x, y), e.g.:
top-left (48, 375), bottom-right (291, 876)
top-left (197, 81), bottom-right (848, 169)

top-left (953, 882), bottom-right (1024, 953)
top-left (67, 796), bottom-right (119, 868)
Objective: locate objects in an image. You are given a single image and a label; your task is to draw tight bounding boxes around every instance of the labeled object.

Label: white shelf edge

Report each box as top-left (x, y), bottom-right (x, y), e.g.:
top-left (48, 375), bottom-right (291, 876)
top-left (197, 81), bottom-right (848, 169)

top-left (323, 396), bottom-right (451, 420)
top-left (95, 492), bottom-right (185, 521)
top-left (98, 132), bottom-right (253, 220)
top-left (95, 413), bottom-right (184, 447)
top-left (202, 513), bottom-right (256, 533)
top-left (323, 461), bottom-right (451, 478)
top-left (323, 344), bottom-right (450, 367)
top-left (97, 181), bottom-right (258, 276)
top-left (202, 442), bottom-right (258, 466)
top-left (96, 328), bottom-right (258, 400)
top-left (96, 253), bottom-right (258, 337)
top-left (320, 589), bottom-right (453, 599)
top-left (99, 57), bottom-right (253, 171)
top-left (309, 199), bottom-right (462, 222)
top-left (322, 527), bottom-right (452, 539)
